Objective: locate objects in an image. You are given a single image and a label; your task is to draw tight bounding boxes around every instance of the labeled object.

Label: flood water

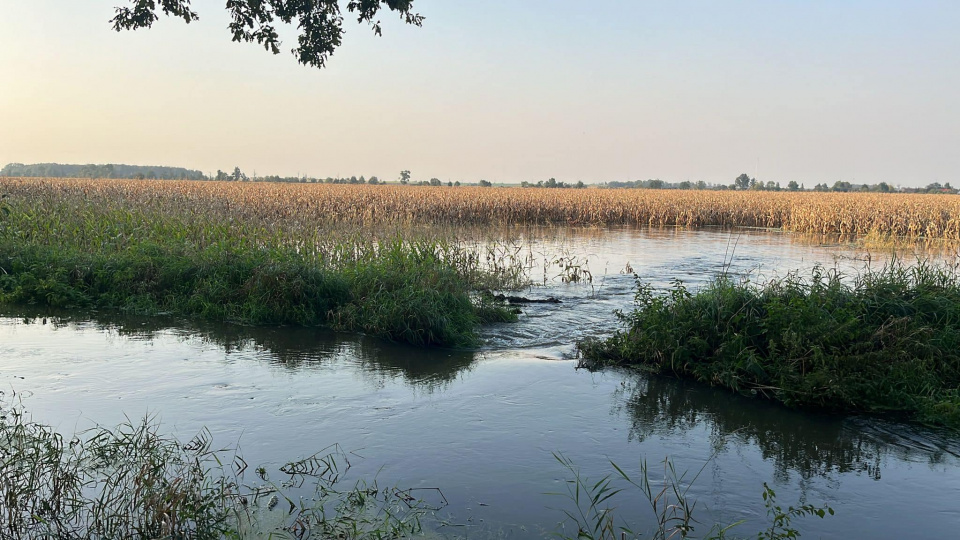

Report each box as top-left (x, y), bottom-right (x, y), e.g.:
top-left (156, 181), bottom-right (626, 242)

top-left (2, 227), bottom-right (959, 538)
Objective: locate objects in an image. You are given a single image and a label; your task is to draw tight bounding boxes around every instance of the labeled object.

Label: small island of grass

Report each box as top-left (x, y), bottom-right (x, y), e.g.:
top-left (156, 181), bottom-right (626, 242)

top-left (578, 262), bottom-right (960, 428)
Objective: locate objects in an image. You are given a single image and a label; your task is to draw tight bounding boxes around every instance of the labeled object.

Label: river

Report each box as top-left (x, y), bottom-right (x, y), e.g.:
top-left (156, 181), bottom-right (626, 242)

top-left (2, 227), bottom-right (959, 538)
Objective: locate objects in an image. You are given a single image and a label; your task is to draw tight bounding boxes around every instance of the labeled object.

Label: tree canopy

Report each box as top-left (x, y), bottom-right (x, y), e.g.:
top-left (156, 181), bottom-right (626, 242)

top-left (111, 0), bottom-right (423, 68)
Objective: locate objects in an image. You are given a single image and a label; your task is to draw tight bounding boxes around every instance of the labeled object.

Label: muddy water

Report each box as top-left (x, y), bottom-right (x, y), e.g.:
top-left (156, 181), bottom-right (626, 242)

top-left (2, 227), bottom-right (959, 538)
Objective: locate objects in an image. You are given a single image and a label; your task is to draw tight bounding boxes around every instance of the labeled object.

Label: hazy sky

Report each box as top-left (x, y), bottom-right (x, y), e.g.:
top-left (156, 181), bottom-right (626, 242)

top-left (2, 1), bottom-right (958, 187)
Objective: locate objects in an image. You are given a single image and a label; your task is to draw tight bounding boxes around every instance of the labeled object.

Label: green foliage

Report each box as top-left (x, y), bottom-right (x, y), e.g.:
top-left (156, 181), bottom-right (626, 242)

top-left (110, 0), bottom-right (424, 69)
top-left (0, 394), bottom-right (444, 539)
top-left (0, 194), bottom-right (520, 347)
top-left (578, 262), bottom-right (960, 427)
top-left (551, 453), bottom-right (624, 540)
top-left (0, 239), bottom-right (515, 347)
top-left (758, 483), bottom-right (834, 540)
top-left (1, 400), bottom-right (234, 538)
top-left (551, 453), bottom-right (833, 540)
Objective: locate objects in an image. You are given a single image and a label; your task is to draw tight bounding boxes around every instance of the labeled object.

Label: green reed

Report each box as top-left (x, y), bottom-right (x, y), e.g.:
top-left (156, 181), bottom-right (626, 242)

top-left (0, 392), bottom-right (443, 539)
top-left (578, 260), bottom-right (960, 427)
top-left (552, 452), bottom-right (833, 540)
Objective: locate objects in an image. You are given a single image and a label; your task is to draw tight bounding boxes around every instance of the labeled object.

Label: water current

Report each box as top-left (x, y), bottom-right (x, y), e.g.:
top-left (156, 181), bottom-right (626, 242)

top-left (2, 227), bottom-right (959, 538)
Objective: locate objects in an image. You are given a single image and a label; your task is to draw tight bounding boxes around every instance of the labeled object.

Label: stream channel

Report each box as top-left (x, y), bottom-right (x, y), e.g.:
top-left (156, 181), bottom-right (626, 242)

top-left (2, 227), bottom-right (959, 538)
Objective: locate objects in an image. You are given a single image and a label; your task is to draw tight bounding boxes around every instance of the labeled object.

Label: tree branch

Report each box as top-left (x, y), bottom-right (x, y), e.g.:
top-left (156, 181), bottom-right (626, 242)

top-left (111, 0), bottom-right (423, 68)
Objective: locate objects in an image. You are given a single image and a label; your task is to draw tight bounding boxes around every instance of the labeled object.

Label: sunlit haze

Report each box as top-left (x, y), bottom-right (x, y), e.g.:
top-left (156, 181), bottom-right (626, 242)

top-left (2, 1), bottom-right (958, 187)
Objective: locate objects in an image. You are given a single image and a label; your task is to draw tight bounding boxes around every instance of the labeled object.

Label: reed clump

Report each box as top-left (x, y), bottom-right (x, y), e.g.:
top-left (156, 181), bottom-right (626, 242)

top-left (577, 261), bottom-right (960, 427)
top-left (0, 393), bottom-right (444, 539)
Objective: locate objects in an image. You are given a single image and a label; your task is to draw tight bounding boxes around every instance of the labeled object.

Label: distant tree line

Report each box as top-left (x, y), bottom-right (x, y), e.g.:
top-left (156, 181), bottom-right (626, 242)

top-left (1, 163), bottom-right (204, 180)
top-left (0, 163), bottom-right (471, 187)
top-left (248, 174), bottom-right (377, 184)
top-left (604, 179), bottom-right (715, 190)
top-left (519, 178), bottom-right (585, 189)
top-left (247, 173), bottom-right (460, 187)
top-left (5, 163), bottom-right (954, 194)
top-left (809, 180), bottom-right (956, 194)
top-left (600, 173), bottom-right (958, 194)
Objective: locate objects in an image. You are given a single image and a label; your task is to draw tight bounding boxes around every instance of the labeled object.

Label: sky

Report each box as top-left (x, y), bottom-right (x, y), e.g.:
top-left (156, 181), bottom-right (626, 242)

top-left (1, 0), bottom-right (958, 187)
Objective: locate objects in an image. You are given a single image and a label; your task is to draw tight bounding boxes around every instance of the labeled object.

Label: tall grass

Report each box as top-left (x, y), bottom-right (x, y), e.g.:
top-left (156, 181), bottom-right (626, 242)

top-left (4, 178), bottom-right (960, 239)
top-left (0, 392), bottom-right (445, 539)
top-left (578, 261), bottom-right (960, 427)
top-left (0, 181), bottom-right (527, 347)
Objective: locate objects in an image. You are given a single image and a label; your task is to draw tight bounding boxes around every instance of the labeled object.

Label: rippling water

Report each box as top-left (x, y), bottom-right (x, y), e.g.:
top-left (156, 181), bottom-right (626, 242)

top-left (2, 227), bottom-right (958, 538)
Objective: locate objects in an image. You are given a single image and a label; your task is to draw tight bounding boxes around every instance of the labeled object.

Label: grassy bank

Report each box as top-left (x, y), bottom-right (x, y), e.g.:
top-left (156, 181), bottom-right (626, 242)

top-left (0, 239), bottom-right (515, 347)
top-left (578, 262), bottom-right (960, 427)
top-left (0, 183), bottom-right (521, 347)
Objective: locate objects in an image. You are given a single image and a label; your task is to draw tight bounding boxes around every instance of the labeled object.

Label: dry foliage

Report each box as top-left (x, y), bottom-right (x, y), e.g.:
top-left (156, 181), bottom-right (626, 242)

top-left (3, 178), bottom-right (960, 239)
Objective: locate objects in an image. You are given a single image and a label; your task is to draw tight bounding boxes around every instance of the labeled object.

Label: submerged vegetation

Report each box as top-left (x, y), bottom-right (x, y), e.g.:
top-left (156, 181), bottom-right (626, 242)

top-left (578, 261), bottom-right (960, 427)
top-left (0, 179), bottom-right (527, 347)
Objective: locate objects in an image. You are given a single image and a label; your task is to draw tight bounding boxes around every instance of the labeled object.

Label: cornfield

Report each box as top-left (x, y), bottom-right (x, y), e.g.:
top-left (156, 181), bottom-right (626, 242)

top-left (3, 177), bottom-right (960, 239)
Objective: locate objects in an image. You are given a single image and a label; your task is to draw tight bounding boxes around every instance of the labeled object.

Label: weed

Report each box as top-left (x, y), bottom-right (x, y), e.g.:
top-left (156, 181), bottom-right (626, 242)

top-left (551, 453), bottom-right (833, 540)
top-left (0, 392), bottom-right (445, 539)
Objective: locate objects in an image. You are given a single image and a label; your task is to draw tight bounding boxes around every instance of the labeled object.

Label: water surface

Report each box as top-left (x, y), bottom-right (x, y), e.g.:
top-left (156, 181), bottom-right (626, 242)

top-left (2, 227), bottom-right (958, 538)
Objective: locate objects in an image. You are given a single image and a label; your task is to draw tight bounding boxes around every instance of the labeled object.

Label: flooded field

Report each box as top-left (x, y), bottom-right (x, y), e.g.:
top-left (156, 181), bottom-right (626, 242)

top-left (3, 227), bottom-right (959, 538)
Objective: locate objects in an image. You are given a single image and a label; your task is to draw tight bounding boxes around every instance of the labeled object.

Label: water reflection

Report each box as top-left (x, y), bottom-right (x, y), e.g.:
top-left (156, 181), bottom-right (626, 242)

top-left (4, 309), bottom-right (478, 391)
top-left (611, 370), bottom-right (960, 485)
